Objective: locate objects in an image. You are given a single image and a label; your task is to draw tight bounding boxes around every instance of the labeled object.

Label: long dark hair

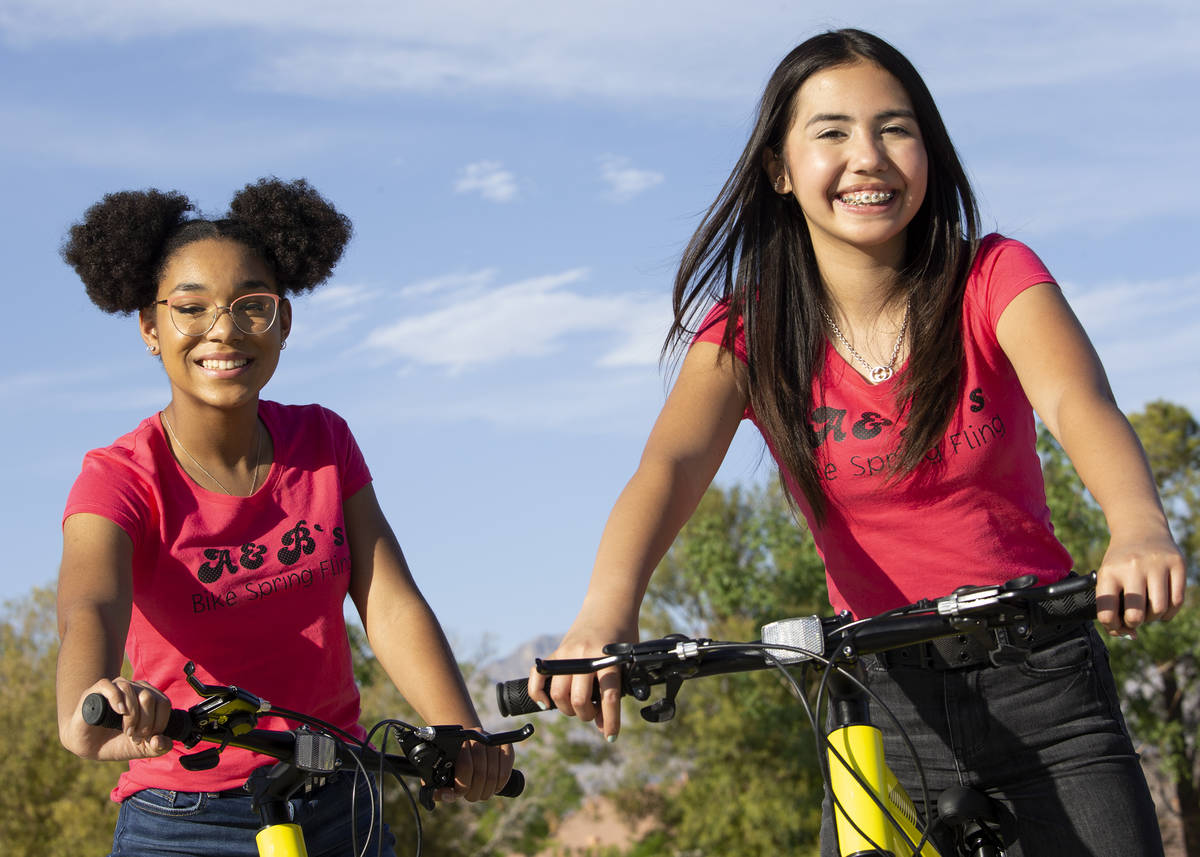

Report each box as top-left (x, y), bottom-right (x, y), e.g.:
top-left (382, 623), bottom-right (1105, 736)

top-left (668, 29), bottom-right (979, 522)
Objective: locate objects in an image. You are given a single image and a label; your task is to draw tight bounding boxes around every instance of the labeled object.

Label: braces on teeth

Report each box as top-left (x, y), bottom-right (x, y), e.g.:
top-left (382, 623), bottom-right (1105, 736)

top-left (841, 191), bottom-right (894, 205)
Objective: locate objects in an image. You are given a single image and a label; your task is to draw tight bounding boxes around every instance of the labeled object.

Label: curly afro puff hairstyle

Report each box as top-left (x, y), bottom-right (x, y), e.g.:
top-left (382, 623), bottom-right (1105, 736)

top-left (61, 178), bottom-right (353, 315)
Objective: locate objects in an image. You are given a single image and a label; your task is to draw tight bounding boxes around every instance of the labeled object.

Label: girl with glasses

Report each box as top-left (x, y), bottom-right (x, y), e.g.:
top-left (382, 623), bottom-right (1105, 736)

top-left (56, 178), bottom-right (513, 857)
top-left (528, 29), bottom-right (1184, 856)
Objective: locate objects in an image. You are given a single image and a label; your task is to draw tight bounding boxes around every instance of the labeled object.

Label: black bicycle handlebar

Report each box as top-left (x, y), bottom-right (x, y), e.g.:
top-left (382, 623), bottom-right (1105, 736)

top-left (83, 683), bottom-right (529, 802)
top-left (496, 572), bottom-right (1098, 718)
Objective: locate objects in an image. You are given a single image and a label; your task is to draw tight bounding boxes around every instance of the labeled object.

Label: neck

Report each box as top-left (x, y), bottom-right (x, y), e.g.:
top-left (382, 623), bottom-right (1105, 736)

top-left (810, 236), bottom-right (907, 325)
top-left (161, 399), bottom-right (261, 467)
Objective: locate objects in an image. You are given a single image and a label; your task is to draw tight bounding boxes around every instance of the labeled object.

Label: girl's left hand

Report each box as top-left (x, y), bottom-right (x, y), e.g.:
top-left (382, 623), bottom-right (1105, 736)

top-left (438, 738), bottom-right (515, 803)
top-left (1095, 531), bottom-right (1187, 637)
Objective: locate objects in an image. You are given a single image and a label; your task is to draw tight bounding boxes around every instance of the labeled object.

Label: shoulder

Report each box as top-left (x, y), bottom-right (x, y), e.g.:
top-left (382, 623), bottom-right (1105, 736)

top-left (692, 298), bottom-right (747, 363)
top-left (968, 233), bottom-right (1056, 287)
top-left (74, 414), bottom-right (162, 482)
top-left (261, 400), bottom-right (354, 437)
top-left (966, 234), bottom-right (1058, 327)
top-left (261, 401), bottom-right (370, 491)
top-left (65, 415), bottom-right (162, 535)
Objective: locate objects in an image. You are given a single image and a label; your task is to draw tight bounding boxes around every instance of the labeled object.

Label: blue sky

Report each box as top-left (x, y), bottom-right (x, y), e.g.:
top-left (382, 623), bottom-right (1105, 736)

top-left (3, 1), bottom-right (1198, 661)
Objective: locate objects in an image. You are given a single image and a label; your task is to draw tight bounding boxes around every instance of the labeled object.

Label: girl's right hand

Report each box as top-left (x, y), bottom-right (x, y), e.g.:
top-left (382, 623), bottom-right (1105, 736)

top-left (527, 617), bottom-right (638, 742)
top-left (65, 677), bottom-right (173, 761)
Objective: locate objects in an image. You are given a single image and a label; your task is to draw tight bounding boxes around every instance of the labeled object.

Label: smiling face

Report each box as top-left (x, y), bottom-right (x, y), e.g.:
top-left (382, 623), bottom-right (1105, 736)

top-left (140, 238), bottom-right (291, 413)
top-left (768, 60), bottom-right (928, 266)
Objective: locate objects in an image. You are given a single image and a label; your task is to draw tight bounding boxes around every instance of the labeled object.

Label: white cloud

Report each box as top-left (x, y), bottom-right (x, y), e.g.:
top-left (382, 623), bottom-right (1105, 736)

top-left (360, 268), bottom-right (671, 372)
top-left (599, 155), bottom-right (664, 203)
top-left (453, 161), bottom-right (518, 203)
top-left (1060, 272), bottom-right (1200, 414)
top-left (7, 1), bottom-right (1195, 104)
top-left (399, 270), bottom-right (496, 300)
top-left (287, 282), bottom-right (379, 348)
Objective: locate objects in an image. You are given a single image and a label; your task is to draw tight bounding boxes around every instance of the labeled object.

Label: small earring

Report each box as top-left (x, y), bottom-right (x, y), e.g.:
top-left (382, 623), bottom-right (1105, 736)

top-left (280, 340), bottom-right (288, 350)
top-left (146, 345), bottom-right (158, 355)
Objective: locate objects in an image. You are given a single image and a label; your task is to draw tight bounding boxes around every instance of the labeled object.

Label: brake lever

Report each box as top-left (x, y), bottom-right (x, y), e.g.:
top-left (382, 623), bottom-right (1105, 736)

top-left (402, 722), bottom-right (535, 811)
top-left (182, 661), bottom-right (271, 735)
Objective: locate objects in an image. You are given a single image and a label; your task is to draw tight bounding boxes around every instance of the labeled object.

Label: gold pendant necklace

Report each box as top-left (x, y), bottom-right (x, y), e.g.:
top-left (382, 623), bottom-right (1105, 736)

top-left (160, 410), bottom-right (263, 496)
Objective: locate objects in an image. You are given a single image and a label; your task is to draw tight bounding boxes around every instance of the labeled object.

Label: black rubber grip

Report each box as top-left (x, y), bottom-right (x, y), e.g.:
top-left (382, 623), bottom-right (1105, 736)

top-left (496, 676), bottom-right (607, 717)
top-left (496, 678), bottom-right (551, 717)
top-left (1036, 576), bottom-right (1098, 622)
top-left (498, 769), bottom-right (525, 798)
top-left (81, 693), bottom-right (193, 740)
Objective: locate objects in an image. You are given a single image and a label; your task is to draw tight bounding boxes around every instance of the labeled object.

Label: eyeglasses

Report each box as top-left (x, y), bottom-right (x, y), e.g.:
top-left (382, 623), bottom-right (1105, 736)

top-left (155, 293), bottom-right (281, 337)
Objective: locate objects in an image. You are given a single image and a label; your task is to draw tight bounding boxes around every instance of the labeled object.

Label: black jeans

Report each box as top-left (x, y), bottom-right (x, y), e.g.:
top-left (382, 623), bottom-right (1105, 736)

top-left (819, 624), bottom-right (1163, 856)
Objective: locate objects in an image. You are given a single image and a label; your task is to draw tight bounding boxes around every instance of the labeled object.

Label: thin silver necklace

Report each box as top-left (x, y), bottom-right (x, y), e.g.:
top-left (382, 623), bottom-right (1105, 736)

top-left (160, 410), bottom-right (263, 496)
top-left (819, 301), bottom-right (911, 384)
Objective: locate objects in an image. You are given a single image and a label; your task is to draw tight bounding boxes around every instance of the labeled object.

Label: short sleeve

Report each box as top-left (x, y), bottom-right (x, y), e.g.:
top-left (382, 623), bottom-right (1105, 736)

top-left (692, 300), bottom-right (748, 363)
top-left (328, 409), bottom-right (372, 498)
top-left (63, 450), bottom-right (155, 547)
top-left (971, 235), bottom-right (1058, 330)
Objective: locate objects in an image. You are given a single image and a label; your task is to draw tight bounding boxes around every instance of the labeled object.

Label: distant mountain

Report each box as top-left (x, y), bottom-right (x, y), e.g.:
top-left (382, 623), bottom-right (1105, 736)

top-left (481, 633), bottom-right (564, 686)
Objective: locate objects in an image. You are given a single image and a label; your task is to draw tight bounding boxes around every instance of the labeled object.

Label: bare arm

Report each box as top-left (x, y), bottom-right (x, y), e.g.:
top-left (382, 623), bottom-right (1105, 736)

top-left (345, 483), bottom-right (512, 801)
top-left (996, 283), bottom-right (1186, 634)
top-left (529, 342), bottom-right (749, 738)
top-left (57, 513), bottom-right (172, 760)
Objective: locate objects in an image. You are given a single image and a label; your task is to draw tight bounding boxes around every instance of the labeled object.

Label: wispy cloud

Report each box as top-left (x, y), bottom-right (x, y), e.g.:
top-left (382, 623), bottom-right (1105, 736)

top-left (1065, 272), bottom-right (1200, 370)
top-left (453, 161), bottom-right (518, 202)
top-left (0, 104), bottom-right (343, 169)
top-left (10, 1), bottom-right (1193, 104)
top-left (599, 155), bottom-right (664, 202)
top-left (1061, 271), bottom-right (1200, 413)
top-left (360, 268), bottom-right (670, 372)
top-left (287, 282), bottom-right (379, 348)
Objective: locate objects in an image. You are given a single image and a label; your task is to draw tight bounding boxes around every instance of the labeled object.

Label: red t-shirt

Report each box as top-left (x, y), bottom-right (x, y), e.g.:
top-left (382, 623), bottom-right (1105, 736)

top-left (64, 401), bottom-right (371, 800)
top-left (694, 235), bottom-right (1073, 618)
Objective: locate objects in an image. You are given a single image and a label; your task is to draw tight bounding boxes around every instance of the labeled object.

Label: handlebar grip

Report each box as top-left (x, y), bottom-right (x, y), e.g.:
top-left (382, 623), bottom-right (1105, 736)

top-left (1036, 574), bottom-right (1098, 622)
top-left (496, 676), bottom-right (606, 717)
top-left (498, 769), bottom-right (525, 798)
top-left (81, 693), bottom-right (193, 741)
top-left (496, 678), bottom-right (552, 717)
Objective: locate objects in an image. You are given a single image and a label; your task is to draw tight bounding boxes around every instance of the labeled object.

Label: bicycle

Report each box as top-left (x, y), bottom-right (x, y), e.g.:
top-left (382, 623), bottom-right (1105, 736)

top-left (495, 572), bottom-right (1098, 857)
top-left (83, 661), bottom-right (534, 857)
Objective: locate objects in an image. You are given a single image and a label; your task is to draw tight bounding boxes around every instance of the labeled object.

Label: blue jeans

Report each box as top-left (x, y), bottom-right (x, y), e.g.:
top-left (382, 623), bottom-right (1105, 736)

top-left (109, 773), bottom-right (397, 857)
top-left (819, 624), bottom-right (1163, 856)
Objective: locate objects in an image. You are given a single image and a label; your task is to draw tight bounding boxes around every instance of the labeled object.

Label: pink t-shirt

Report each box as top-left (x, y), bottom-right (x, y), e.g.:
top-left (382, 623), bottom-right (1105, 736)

top-left (694, 235), bottom-right (1073, 618)
top-left (64, 401), bottom-right (372, 800)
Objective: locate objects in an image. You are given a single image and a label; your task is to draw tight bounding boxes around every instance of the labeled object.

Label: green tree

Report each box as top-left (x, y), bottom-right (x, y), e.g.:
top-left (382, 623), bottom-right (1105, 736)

top-left (608, 481), bottom-right (827, 857)
top-left (351, 625), bottom-right (590, 857)
top-left (1039, 400), bottom-right (1200, 855)
top-left (0, 587), bottom-right (124, 856)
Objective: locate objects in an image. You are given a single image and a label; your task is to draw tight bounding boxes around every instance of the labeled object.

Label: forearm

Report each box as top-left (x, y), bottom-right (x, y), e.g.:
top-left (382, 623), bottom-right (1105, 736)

top-left (1052, 389), bottom-right (1170, 539)
top-left (364, 595), bottom-right (480, 727)
top-left (56, 603), bottom-right (128, 754)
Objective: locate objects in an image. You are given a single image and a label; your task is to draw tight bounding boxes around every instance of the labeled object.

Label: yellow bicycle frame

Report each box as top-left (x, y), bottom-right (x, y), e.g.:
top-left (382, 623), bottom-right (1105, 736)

top-left (255, 822), bottom-right (308, 857)
top-left (827, 723), bottom-right (943, 857)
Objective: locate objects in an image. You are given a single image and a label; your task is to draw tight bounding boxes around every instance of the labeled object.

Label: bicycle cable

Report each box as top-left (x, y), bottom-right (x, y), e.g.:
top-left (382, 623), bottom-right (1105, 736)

top-left (696, 639), bottom-right (938, 855)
